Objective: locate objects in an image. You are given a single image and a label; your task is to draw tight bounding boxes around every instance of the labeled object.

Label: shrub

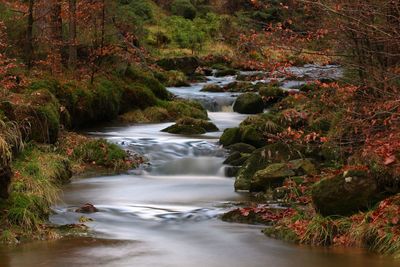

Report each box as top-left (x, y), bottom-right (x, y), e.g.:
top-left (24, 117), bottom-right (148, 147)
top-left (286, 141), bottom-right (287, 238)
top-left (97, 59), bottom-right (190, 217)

top-left (171, 0), bottom-right (197, 20)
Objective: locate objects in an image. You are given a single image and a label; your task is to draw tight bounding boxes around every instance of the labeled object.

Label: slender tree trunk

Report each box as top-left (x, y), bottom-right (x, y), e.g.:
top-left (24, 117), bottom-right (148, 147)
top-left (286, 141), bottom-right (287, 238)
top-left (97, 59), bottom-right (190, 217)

top-left (50, 0), bottom-right (63, 74)
top-left (25, 0), bottom-right (34, 69)
top-left (68, 0), bottom-right (77, 70)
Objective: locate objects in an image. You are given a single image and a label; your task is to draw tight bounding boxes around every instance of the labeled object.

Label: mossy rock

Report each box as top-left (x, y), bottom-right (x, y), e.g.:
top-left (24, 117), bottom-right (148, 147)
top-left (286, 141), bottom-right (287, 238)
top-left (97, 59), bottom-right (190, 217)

top-left (233, 93), bottom-right (264, 114)
top-left (227, 143), bottom-right (256, 154)
top-left (123, 66), bottom-right (170, 100)
top-left (119, 106), bottom-right (172, 123)
top-left (239, 126), bottom-right (266, 148)
top-left (164, 70), bottom-right (190, 87)
top-left (91, 79), bottom-right (123, 122)
top-left (162, 117), bottom-right (218, 135)
top-left (220, 127), bottom-right (241, 147)
top-left (311, 170), bottom-right (378, 216)
top-left (240, 113), bottom-right (282, 134)
top-left (234, 143), bottom-right (303, 191)
top-left (287, 159), bottom-right (317, 176)
top-left (229, 155), bottom-right (250, 166)
top-left (251, 163), bottom-right (296, 191)
top-left (163, 100), bottom-right (208, 120)
top-left (259, 86), bottom-right (288, 106)
top-left (157, 56), bottom-right (201, 75)
top-left (176, 117), bottom-right (218, 132)
top-left (214, 69), bottom-right (238, 77)
top-left (73, 139), bottom-right (131, 170)
top-left (223, 151), bottom-right (241, 165)
top-left (162, 124), bottom-right (206, 135)
top-left (223, 81), bottom-right (254, 92)
top-left (120, 83), bottom-right (158, 112)
top-left (201, 84), bottom-right (224, 92)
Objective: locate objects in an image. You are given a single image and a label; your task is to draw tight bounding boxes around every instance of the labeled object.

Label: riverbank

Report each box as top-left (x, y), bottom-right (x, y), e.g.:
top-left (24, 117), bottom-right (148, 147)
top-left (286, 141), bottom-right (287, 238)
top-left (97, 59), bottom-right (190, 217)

top-left (219, 77), bottom-right (400, 258)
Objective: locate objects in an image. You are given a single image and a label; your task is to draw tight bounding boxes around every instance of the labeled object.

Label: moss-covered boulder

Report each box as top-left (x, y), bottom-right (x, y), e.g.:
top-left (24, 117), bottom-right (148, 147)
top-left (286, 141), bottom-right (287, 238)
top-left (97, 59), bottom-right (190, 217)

top-left (163, 100), bottom-right (208, 120)
top-left (157, 56), bottom-right (201, 75)
top-left (239, 126), bottom-right (266, 148)
top-left (234, 142), bottom-right (302, 191)
top-left (259, 86), bottom-right (288, 106)
top-left (201, 84), bottom-right (224, 92)
top-left (161, 124), bottom-right (205, 135)
top-left (311, 169), bottom-right (378, 216)
top-left (251, 163), bottom-right (296, 191)
top-left (162, 117), bottom-right (218, 135)
top-left (220, 127), bottom-right (241, 146)
top-left (233, 93), bottom-right (264, 114)
top-left (227, 143), bottom-right (256, 154)
top-left (287, 159), bottom-right (317, 176)
top-left (120, 83), bottom-right (158, 112)
top-left (223, 81), bottom-right (254, 92)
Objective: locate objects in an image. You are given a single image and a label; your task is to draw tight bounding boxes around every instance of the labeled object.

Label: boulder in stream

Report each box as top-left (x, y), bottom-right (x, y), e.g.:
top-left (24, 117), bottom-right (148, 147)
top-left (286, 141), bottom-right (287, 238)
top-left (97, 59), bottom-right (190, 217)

top-left (162, 117), bottom-right (219, 135)
top-left (233, 93), bottom-right (264, 114)
top-left (75, 203), bottom-right (99, 213)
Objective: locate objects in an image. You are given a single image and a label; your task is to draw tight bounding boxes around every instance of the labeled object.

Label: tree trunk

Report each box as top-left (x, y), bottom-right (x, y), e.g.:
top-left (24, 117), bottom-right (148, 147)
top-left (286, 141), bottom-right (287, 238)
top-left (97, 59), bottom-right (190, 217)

top-left (68, 0), bottom-right (77, 70)
top-left (25, 0), bottom-right (34, 69)
top-left (50, 0), bottom-right (63, 74)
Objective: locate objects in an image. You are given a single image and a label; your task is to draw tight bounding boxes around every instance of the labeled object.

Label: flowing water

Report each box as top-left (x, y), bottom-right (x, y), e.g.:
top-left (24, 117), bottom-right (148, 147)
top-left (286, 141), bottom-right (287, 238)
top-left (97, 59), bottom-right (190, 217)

top-left (0, 66), bottom-right (398, 267)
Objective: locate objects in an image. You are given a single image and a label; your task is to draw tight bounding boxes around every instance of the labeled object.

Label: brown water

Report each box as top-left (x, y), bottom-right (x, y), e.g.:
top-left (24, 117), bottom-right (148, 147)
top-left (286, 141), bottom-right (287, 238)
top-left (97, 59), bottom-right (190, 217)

top-left (0, 69), bottom-right (398, 267)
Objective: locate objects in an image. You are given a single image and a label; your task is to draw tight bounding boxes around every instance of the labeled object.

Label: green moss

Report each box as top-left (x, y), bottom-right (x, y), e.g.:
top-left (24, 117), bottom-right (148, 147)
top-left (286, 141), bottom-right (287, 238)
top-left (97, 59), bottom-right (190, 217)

top-left (162, 100), bottom-right (208, 120)
top-left (233, 93), bottom-right (264, 114)
top-left (162, 124), bottom-right (206, 135)
top-left (73, 139), bottom-right (131, 171)
top-left (162, 117), bottom-right (218, 135)
top-left (121, 83), bottom-right (158, 112)
top-left (1, 144), bottom-right (72, 235)
top-left (220, 127), bottom-right (241, 147)
top-left (123, 66), bottom-right (170, 100)
top-left (92, 79), bottom-right (123, 122)
top-left (259, 86), bottom-right (288, 106)
top-left (239, 126), bottom-right (266, 148)
top-left (263, 226), bottom-right (300, 243)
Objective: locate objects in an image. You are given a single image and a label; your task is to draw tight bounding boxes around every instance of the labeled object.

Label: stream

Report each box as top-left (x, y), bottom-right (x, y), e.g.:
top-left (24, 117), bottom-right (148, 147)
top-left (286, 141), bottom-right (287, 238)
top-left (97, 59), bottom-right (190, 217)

top-left (0, 65), bottom-right (398, 267)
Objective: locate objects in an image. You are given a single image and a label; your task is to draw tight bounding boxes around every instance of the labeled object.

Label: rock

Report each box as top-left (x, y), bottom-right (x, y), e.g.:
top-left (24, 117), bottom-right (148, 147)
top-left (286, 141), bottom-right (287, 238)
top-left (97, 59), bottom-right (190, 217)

top-left (214, 69), bottom-right (238, 77)
top-left (239, 126), bottom-right (266, 148)
top-left (223, 151), bottom-right (242, 165)
top-left (223, 81), bottom-right (254, 92)
top-left (227, 143), bottom-right (256, 154)
top-left (229, 155), bottom-right (250, 166)
top-left (0, 166), bottom-right (11, 199)
top-left (236, 72), bottom-right (267, 81)
top-left (157, 56), bottom-right (201, 75)
top-left (287, 159), bottom-right (317, 175)
top-left (258, 86), bottom-right (288, 106)
top-left (75, 203), bottom-right (99, 213)
top-left (201, 84), bottom-right (224, 92)
top-left (234, 143), bottom-right (302, 191)
top-left (220, 127), bottom-right (241, 146)
top-left (233, 93), bottom-right (264, 114)
top-left (312, 169), bottom-right (378, 216)
top-left (161, 117), bottom-right (218, 135)
top-left (251, 163), bottom-right (296, 191)
top-left (225, 166), bottom-right (240, 177)
top-left (162, 124), bottom-right (206, 135)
